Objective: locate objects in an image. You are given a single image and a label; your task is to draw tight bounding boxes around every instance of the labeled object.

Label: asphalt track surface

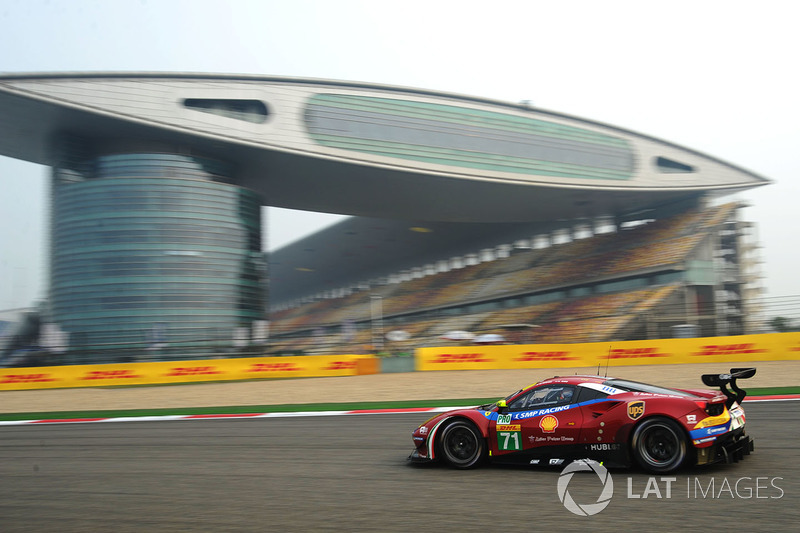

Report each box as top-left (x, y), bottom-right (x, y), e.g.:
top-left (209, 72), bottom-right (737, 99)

top-left (1, 403), bottom-right (799, 532)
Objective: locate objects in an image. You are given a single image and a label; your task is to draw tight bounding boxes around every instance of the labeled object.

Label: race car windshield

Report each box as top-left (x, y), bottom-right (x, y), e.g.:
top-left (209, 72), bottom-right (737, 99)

top-left (604, 379), bottom-right (697, 397)
top-left (504, 389), bottom-right (523, 401)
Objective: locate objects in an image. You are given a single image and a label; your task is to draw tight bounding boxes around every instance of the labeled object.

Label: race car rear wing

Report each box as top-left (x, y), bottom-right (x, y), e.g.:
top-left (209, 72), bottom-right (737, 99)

top-left (701, 368), bottom-right (757, 408)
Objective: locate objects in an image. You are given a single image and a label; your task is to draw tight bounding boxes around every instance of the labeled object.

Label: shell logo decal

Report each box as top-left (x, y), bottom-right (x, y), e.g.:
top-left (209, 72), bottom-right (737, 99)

top-left (540, 415), bottom-right (559, 433)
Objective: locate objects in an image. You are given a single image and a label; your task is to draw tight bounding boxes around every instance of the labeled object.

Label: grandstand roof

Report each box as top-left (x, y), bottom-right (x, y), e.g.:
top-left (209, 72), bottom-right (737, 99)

top-left (0, 73), bottom-right (770, 306)
top-left (0, 72), bottom-right (768, 225)
top-left (269, 216), bottom-right (560, 303)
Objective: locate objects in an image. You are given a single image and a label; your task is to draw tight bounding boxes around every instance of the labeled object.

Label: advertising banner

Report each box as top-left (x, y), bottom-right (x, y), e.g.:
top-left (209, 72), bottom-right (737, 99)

top-left (0, 354), bottom-right (374, 391)
top-left (416, 332), bottom-right (800, 371)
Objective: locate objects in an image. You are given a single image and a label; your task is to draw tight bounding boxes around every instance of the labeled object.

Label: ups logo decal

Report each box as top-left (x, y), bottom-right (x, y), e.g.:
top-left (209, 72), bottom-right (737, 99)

top-left (627, 401), bottom-right (645, 420)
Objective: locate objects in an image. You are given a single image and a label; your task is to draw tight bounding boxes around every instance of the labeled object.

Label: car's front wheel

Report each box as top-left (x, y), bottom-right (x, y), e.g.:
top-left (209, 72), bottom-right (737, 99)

top-left (631, 417), bottom-right (687, 473)
top-left (438, 420), bottom-right (486, 469)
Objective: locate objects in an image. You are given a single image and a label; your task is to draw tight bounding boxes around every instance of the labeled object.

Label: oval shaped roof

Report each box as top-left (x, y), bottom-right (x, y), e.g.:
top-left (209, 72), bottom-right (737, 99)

top-left (0, 72), bottom-right (769, 223)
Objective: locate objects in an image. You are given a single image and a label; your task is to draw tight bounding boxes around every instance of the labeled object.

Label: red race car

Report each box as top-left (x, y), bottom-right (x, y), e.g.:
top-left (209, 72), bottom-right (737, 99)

top-left (409, 368), bottom-right (755, 473)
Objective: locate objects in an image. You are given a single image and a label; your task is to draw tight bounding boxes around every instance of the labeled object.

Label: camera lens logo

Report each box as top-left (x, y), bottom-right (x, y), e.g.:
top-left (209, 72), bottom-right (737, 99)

top-left (557, 460), bottom-right (614, 516)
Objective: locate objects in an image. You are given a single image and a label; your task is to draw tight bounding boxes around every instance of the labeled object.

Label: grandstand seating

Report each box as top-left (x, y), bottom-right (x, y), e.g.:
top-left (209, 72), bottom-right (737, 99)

top-left (268, 203), bottom-right (738, 352)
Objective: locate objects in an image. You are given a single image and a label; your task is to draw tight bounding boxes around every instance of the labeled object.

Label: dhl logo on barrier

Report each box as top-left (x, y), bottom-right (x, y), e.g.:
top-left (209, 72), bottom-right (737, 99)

top-left (607, 347), bottom-right (669, 359)
top-left (692, 344), bottom-right (766, 357)
top-left (0, 373), bottom-right (58, 384)
top-left (515, 351), bottom-right (576, 362)
top-left (430, 353), bottom-right (494, 364)
top-left (81, 370), bottom-right (143, 380)
top-left (247, 362), bottom-right (305, 373)
top-left (164, 366), bottom-right (224, 377)
top-left (324, 361), bottom-right (357, 371)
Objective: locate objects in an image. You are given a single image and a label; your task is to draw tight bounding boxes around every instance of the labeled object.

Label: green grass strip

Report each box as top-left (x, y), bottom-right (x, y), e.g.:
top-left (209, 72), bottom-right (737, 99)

top-left (1, 387), bottom-right (797, 422)
top-left (0, 397), bottom-right (498, 422)
top-left (745, 386), bottom-right (800, 396)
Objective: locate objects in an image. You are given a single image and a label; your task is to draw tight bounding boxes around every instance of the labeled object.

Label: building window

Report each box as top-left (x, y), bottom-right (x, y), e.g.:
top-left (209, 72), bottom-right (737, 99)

top-left (655, 156), bottom-right (695, 173)
top-left (305, 94), bottom-right (634, 181)
top-left (183, 98), bottom-right (268, 123)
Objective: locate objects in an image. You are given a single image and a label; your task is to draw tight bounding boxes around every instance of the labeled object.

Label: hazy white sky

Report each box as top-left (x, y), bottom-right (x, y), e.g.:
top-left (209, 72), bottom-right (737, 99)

top-left (1, 0), bottom-right (798, 309)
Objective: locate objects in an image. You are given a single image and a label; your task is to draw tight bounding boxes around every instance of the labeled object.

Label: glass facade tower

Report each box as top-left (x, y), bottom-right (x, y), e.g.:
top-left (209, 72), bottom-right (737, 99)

top-left (49, 148), bottom-right (267, 363)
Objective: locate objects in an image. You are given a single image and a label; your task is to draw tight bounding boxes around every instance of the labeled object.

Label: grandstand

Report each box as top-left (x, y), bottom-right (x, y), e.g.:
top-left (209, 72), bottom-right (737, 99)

top-left (268, 201), bottom-right (763, 355)
top-left (0, 73), bottom-right (771, 364)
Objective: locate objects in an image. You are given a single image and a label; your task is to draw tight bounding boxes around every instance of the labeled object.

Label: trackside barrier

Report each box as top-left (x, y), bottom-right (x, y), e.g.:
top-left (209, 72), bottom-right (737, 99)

top-left (4, 332), bottom-right (799, 391)
top-left (380, 356), bottom-right (415, 374)
top-left (355, 357), bottom-right (380, 375)
top-left (0, 354), bottom-right (374, 392)
top-left (415, 332), bottom-right (800, 371)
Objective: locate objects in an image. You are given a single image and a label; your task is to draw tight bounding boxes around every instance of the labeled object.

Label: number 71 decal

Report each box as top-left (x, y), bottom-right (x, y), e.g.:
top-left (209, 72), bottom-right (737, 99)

top-left (497, 424), bottom-right (522, 451)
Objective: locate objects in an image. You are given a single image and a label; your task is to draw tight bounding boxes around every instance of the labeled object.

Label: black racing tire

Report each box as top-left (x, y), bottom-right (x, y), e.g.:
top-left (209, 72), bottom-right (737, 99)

top-left (438, 419), bottom-right (486, 469)
top-left (631, 417), bottom-right (687, 473)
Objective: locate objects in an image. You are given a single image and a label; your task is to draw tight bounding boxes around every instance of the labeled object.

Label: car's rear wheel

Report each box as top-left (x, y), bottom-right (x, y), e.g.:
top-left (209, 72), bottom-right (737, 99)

top-left (438, 420), bottom-right (486, 469)
top-left (631, 417), bottom-right (687, 473)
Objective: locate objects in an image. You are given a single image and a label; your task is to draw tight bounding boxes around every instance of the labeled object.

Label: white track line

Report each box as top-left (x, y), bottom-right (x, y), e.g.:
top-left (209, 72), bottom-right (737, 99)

top-left (0, 399), bottom-right (797, 427)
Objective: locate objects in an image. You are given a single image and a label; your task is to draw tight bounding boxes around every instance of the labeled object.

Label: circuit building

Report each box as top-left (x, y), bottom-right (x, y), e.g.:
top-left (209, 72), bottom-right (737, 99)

top-left (0, 73), bottom-right (769, 361)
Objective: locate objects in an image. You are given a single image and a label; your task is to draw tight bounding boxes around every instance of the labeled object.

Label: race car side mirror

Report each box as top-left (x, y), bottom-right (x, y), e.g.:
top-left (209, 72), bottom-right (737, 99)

top-left (497, 400), bottom-right (508, 413)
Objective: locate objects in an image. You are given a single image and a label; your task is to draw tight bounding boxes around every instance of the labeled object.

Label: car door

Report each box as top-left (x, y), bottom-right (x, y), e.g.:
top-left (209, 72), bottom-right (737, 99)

top-left (492, 384), bottom-right (582, 458)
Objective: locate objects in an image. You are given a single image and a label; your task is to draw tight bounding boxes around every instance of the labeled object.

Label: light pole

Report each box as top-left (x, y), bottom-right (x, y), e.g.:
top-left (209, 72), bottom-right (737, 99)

top-left (370, 295), bottom-right (384, 354)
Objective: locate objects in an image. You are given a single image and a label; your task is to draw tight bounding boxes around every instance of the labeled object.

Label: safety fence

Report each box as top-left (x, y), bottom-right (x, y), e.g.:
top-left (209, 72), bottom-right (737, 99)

top-left (416, 332), bottom-right (800, 371)
top-left (0, 354), bottom-right (376, 391)
top-left (2, 333), bottom-right (799, 391)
